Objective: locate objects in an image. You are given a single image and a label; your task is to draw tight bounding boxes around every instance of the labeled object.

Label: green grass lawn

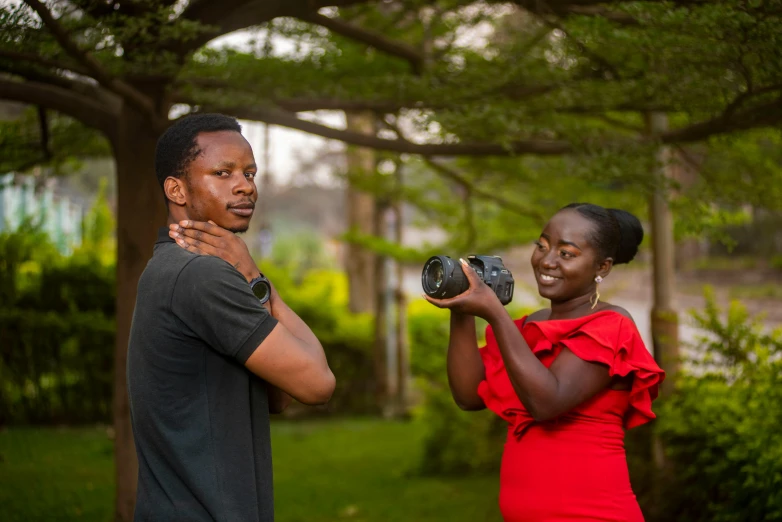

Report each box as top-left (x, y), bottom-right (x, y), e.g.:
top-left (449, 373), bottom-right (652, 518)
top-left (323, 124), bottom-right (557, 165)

top-left (0, 419), bottom-right (501, 522)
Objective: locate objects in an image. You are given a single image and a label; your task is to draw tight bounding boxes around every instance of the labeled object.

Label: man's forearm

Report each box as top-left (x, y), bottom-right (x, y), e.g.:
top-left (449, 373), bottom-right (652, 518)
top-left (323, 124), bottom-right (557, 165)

top-left (267, 383), bottom-right (293, 414)
top-left (272, 300), bottom-right (321, 349)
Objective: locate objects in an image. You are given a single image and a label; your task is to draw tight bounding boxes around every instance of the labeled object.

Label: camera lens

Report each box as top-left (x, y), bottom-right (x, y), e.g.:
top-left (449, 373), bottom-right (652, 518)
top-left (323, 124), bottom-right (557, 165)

top-left (429, 259), bottom-right (444, 289)
top-left (421, 256), bottom-right (468, 299)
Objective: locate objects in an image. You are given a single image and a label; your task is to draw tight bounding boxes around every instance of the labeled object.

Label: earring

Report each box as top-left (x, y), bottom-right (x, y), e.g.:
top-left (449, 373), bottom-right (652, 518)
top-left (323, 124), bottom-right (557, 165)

top-left (590, 276), bottom-right (602, 309)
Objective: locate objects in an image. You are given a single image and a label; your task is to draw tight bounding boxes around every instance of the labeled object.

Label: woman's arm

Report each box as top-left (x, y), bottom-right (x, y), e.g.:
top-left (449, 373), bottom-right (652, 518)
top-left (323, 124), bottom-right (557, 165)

top-left (446, 311), bottom-right (486, 411)
top-left (486, 306), bottom-right (611, 421)
top-left (426, 258), bottom-right (611, 421)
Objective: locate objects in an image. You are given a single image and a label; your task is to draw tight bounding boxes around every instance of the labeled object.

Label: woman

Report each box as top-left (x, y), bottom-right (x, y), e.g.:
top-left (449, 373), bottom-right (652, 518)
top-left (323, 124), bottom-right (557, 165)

top-left (424, 203), bottom-right (664, 522)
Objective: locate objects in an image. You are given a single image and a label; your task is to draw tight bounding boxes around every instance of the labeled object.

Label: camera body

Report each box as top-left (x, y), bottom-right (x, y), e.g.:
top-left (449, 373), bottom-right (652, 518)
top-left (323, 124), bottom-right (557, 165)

top-left (422, 255), bottom-right (515, 305)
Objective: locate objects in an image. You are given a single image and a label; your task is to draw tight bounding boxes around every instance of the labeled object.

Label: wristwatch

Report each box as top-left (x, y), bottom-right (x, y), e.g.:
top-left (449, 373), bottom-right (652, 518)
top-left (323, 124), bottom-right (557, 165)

top-left (249, 273), bottom-right (271, 304)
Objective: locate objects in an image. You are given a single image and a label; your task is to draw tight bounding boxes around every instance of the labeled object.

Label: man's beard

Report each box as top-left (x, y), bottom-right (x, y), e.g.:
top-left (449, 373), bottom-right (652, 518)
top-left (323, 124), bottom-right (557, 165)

top-left (228, 224), bottom-right (249, 234)
top-left (186, 200), bottom-right (250, 234)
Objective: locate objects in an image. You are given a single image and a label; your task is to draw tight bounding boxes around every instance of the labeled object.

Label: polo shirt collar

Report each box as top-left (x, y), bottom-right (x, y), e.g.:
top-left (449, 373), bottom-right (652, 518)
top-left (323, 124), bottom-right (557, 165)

top-left (156, 226), bottom-right (174, 245)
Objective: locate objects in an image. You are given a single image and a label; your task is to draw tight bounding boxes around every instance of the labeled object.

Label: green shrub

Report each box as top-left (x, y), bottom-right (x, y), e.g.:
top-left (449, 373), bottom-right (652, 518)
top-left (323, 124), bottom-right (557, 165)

top-left (409, 299), bottom-right (533, 475)
top-left (651, 288), bottom-right (782, 522)
top-left (260, 265), bottom-right (376, 414)
top-left (0, 224), bottom-right (116, 425)
top-left (0, 309), bottom-right (115, 424)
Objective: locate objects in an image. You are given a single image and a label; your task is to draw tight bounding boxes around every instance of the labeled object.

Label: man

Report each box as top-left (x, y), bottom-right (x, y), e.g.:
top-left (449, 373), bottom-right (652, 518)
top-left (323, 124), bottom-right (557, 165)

top-left (127, 113), bottom-right (335, 522)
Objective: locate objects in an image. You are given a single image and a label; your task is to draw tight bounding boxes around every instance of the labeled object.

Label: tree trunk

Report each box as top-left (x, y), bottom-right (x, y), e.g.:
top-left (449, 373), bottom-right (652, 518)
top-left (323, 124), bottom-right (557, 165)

top-left (112, 107), bottom-right (168, 522)
top-left (393, 192), bottom-right (410, 416)
top-left (645, 113), bottom-right (679, 515)
top-left (373, 201), bottom-right (391, 414)
top-left (344, 111), bottom-right (377, 314)
top-left (645, 112), bottom-right (680, 397)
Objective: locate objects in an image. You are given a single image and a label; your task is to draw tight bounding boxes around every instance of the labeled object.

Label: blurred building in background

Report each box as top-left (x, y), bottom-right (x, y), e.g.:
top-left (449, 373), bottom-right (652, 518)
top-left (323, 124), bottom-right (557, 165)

top-left (0, 172), bottom-right (83, 255)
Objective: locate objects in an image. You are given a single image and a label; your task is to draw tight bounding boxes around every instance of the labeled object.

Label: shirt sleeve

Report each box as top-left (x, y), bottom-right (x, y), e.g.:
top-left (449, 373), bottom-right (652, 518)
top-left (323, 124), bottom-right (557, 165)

top-left (171, 255), bottom-right (278, 363)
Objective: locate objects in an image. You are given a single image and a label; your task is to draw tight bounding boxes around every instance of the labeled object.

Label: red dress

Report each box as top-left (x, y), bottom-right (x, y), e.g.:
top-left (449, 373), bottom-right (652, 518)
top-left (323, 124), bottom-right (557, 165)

top-left (477, 311), bottom-right (665, 522)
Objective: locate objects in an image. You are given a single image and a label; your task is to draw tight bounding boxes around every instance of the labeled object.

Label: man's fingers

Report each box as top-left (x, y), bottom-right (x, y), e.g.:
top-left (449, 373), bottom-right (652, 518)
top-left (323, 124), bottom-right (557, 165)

top-left (176, 238), bottom-right (206, 256)
top-left (180, 228), bottom-right (214, 244)
top-left (177, 219), bottom-right (226, 236)
top-left (174, 228), bottom-right (223, 247)
top-left (171, 233), bottom-right (215, 256)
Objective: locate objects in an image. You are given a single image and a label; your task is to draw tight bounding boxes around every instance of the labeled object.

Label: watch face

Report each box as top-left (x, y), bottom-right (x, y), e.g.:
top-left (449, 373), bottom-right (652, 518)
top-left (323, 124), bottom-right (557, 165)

top-left (252, 279), bottom-right (271, 304)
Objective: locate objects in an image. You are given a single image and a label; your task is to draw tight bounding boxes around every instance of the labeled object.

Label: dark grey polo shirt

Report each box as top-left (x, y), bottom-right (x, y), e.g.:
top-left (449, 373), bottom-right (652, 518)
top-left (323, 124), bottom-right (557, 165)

top-left (128, 227), bottom-right (278, 522)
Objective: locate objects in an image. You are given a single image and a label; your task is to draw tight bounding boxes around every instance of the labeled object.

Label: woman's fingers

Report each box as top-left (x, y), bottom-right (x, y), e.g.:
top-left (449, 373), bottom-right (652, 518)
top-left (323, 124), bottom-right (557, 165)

top-left (423, 292), bottom-right (467, 309)
top-left (460, 258), bottom-right (482, 288)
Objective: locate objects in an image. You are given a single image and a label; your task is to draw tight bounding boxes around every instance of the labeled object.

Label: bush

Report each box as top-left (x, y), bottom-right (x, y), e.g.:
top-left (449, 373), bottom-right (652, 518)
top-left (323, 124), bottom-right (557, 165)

top-left (0, 309), bottom-right (114, 425)
top-left (650, 288), bottom-right (782, 522)
top-left (260, 265), bottom-right (376, 414)
top-left (1, 259), bottom-right (378, 423)
top-left (0, 223), bottom-right (116, 425)
top-left (409, 299), bottom-right (533, 475)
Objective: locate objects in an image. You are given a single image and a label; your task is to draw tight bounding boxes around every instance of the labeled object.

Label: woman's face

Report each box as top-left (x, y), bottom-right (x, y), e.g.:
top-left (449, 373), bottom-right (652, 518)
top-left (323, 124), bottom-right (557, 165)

top-left (530, 209), bottom-right (611, 303)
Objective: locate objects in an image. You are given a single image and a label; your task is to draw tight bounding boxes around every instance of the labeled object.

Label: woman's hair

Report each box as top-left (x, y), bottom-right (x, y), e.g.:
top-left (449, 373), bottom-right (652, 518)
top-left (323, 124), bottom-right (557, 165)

top-left (560, 203), bottom-right (644, 265)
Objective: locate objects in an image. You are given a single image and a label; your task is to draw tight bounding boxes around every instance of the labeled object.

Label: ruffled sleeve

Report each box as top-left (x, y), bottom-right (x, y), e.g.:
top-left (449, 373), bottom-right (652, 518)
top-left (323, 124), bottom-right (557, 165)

top-left (477, 318), bottom-right (537, 437)
top-left (556, 314), bottom-right (665, 429)
top-left (476, 311), bottom-right (665, 435)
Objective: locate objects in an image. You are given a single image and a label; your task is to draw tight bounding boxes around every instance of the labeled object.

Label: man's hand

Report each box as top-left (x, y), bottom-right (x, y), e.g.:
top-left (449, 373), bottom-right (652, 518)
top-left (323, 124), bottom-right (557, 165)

top-left (169, 220), bottom-right (260, 283)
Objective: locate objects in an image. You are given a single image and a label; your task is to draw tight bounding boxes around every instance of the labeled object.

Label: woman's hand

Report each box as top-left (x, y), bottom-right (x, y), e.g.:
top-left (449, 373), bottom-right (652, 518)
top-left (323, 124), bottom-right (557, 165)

top-left (423, 258), bottom-right (505, 321)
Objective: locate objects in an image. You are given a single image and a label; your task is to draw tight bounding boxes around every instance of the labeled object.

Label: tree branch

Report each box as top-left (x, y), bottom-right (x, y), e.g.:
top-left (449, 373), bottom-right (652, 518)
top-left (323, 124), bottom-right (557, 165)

top-left (723, 83), bottom-right (782, 118)
top-left (173, 88), bottom-right (427, 113)
top-left (204, 105), bottom-right (574, 156)
top-left (201, 94), bottom-right (782, 158)
top-left (299, 12), bottom-right (424, 73)
top-left (660, 96), bottom-right (782, 144)
top-left (178, 0), bottom-right (378, 54)
top-left (424, 157), bottom-right (545, 222)
top-left (381, 115), bottom-right (546, 222)
top-left (0, 49), bottom-right (90, 77)
top-left (0, 79), bottom-right (118, 141)
top-left (23, 0), bottom-right (160, 125)
top-left (559, 6), bottom-right (640, 26)
top-left (0, 60), bottom-right (84, 92)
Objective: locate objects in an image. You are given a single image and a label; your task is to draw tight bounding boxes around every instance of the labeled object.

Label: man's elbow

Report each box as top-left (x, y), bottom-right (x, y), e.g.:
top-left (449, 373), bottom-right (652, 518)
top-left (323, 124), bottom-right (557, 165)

top-left (298, 370), bottom-right (336, 405)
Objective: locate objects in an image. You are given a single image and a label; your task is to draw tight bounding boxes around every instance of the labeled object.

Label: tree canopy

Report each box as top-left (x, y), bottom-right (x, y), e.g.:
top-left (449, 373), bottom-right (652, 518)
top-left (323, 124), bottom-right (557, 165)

top-left (2, 2), bottom-right (782, 520)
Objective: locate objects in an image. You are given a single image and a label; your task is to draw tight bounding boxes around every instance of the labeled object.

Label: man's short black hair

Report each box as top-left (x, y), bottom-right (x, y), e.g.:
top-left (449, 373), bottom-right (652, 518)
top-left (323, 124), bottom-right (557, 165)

top-left (155, 113), bottom-right (242, 191)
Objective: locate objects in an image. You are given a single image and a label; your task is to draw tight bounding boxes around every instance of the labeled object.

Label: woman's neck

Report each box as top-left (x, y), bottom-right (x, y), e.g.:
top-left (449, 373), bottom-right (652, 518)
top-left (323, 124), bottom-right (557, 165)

top-left (548, 293), bottom-right (596, 320)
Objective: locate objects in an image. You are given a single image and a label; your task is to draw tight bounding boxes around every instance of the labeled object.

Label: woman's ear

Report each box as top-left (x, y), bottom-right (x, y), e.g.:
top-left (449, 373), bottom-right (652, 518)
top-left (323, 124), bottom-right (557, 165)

top-left (597, 257), bottom-right (614, 279)
top-left (164, 176), bottom-right (187, 207)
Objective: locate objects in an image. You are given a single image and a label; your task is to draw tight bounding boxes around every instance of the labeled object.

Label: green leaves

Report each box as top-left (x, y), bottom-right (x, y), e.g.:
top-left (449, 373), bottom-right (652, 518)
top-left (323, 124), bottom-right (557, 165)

top-left (653, 289), bottom-right (782, 521)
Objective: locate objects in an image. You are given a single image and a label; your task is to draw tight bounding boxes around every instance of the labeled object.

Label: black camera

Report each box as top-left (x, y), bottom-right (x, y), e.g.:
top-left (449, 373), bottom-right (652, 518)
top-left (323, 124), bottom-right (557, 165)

top-left (421, 255), bottom-right (515, 305)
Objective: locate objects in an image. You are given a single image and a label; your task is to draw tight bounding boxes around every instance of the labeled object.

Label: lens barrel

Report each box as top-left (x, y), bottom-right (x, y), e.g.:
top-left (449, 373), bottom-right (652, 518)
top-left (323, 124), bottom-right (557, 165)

top-left (422, 254), bottom-right (515, 305)
top-left (421, 255), bottom-right (469, 299)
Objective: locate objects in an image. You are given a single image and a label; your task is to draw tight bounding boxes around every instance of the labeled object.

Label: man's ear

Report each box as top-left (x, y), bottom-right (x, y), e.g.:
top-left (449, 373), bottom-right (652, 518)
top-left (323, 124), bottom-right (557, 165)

top-left (597, 257), bottom-right (614, 279)
top-left (164, 176), bottom-right (187, 207)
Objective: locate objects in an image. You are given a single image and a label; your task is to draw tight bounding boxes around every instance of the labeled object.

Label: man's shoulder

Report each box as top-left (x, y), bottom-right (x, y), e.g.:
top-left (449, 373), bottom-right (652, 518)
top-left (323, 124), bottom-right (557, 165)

top-left (147, 243), bottom-right (232, 278)
top-left (141, 243), bottom-right (197, 282)
top-left (160, 252), bottom-right (246, 299)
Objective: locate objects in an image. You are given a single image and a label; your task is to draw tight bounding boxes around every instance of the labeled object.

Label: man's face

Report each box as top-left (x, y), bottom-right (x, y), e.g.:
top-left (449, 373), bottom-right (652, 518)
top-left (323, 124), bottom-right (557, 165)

top-left (183, 130), bottom-right (258, 233)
